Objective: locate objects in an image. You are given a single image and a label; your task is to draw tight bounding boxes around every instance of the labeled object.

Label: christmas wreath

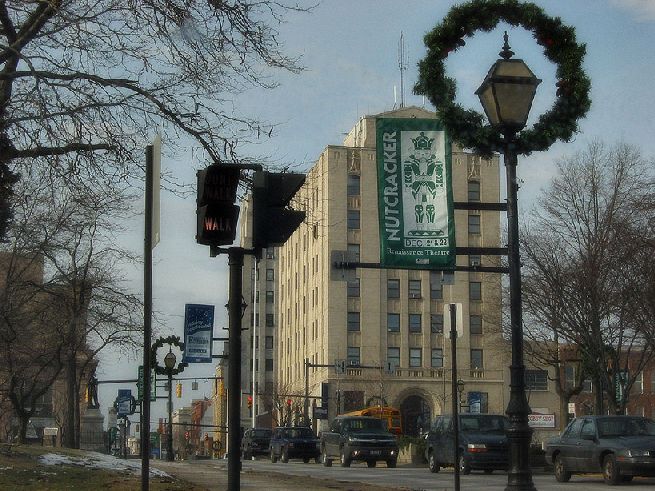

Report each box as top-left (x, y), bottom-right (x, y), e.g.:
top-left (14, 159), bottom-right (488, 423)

top-left (414, 0), bottom-right (591, 156)
top-left (151, 335), bottom-right (188, 375)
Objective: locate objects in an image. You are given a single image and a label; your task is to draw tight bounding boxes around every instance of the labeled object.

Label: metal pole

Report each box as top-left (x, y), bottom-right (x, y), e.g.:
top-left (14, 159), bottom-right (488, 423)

top-left (141, 146), bottom-right (153, 490)
top-left (251, 258), bottom-right (258, 429)
top-left (167, 373), bottom-right (173, 461)
top-left (504, 142), bottom-right (535, 491)
top-left (450, 304), bottom-right (460, 491)
top-left (227, 248), bottom-right (244, 491)
top-left (304, 358), bottom-right (310, 424)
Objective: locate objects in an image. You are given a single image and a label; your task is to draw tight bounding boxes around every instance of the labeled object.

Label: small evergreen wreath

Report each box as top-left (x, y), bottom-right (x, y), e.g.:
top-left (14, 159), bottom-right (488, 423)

top-left (151, 335), bottom-right (188, 375)
top-left (414, 0), bottom-right (591, 157)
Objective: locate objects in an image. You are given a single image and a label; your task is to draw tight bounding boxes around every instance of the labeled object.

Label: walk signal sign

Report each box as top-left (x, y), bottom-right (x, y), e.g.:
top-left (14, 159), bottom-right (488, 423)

top-left (196, 165), bottom-right (241, 246)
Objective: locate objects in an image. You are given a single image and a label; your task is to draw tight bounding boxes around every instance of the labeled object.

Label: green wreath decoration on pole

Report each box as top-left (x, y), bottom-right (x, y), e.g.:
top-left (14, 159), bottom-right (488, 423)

top-left (414, 0), bottom-right (591, 157)
top-left (151, 335), bottom-right (188, 376)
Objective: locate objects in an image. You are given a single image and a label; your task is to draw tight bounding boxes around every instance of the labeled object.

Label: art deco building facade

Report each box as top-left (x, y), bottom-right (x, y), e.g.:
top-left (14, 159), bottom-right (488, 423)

top-left (273, 107), bottom-right (510, 435)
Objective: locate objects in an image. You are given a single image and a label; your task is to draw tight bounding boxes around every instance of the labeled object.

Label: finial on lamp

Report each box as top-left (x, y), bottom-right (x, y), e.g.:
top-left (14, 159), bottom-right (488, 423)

top-left (499, 31), bottom-right (514, 60)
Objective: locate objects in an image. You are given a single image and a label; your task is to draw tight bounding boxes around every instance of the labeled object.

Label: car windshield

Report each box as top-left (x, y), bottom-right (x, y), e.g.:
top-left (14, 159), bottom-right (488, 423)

top-left (597, 417), bottom-right (655, 438)
top-left (343, 418), bottom-right (386, 432)
top-left (287, 428), bottom-right (314, 438)
top-left (460, 415), bottom-right (508, 433)
top-left (253, 429), bottom-right (271, 438)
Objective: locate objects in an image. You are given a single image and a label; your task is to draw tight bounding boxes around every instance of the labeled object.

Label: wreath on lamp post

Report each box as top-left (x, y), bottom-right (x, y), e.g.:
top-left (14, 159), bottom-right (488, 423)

top-left (414, 0), bottom-right (591, 157)
top-left (151, 335), bottom-right (188, 376)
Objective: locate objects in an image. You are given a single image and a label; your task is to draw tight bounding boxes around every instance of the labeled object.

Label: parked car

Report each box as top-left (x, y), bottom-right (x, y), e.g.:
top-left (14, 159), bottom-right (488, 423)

top-left (241, 427), bottom-right (272, 459)
top-left (425, 413), bottom-right (510, 474)
top-left (320, 415), bottom-right (399, 468)
top-left (269, 426), bottom-right (320, 463)
top-left (545, 415), bottom-right (655, 485)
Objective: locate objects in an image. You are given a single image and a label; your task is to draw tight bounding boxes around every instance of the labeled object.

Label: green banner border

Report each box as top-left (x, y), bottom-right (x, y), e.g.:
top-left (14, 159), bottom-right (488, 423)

top-left (376, 117), bottom-right (455, 270)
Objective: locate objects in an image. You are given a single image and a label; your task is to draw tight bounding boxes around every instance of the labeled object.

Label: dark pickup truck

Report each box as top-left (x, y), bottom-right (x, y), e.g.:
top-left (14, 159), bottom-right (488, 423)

top-left (320, 416), bottom-right (399, 468)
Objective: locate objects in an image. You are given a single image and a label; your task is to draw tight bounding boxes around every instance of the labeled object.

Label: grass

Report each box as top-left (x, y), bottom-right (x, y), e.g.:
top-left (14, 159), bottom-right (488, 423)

top-left (0, 444), bottom-right (207, 490)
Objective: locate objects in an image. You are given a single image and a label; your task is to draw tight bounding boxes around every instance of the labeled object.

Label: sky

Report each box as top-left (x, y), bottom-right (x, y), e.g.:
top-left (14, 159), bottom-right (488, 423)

top-left (98, 0), bottom-right (655, 428)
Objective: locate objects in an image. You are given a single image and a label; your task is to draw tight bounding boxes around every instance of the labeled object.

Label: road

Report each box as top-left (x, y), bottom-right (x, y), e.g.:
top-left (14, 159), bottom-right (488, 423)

top-left (153, 457), bottom-right (655, 490)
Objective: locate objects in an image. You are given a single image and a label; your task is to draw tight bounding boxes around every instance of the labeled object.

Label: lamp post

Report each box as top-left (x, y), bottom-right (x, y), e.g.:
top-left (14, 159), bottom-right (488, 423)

top-left (164, 349), bottom-right (176, 462)
top-left (475, 32), bottom-right (540, 491)
top-left (457, 379), bottom-right (465, 412)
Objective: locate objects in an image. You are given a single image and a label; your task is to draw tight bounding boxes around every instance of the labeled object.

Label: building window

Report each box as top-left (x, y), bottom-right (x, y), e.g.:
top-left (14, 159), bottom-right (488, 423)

top-left (387, 279), bottom-right (400, 298)
top-left (468, 180), bottom-right (480, 202)
top-left (583, 379), bottom-right (593, 393)
top-left (409, 313), bottom-right (422, 333)
top-left (387, 347), bottom-right (400, 368)
top-left (470, 349), bottom-right (483, 370)
top-left (468, 214), bottom-right (481, 234)
top-left (347, 347), bottom-right (360, 366)
top-left (347, 312), bottom-right (360, 332)
top-left (564, 365), bottom-right (576, 389)
top-left (347, 278), bottom-right (360, 297)
top-left (266, 290), bottom-right (274, 303)
top-left (469, 315), bottom-right (482, 334)
top-left (266, 268), bottom-right (274, 281)
top-left (470, 282), bottom-right (482, 301)
top-left (347, 174), bottom-right (360, 196)
top-left (430, 314), bottom-right (443, 334)
top-left (387, 313), bottom-right (400, 332)
top-left (265, 336), bottom-right (273, 349)
top-left (409, 348), bottom-right (422, 368)
top-left (430, 273), bottom-right (443, 299)
top-left (347, 210), bottom-right (360, 229)
top-left (634, 372), bottom-right (644, 394)
top-left (525, 369), bottom-right (548, 391)
top-left (266, 247), bottom-right (275, 259)
top-left (469, 254), bottom-right (481, 267)
top-left (266, 314), bottom-right (275, 327)
top-left (265, 358), bottom-right (273, 371)
top-left (408, 279), bottom-right (422, 299)
top-left (431, 349), bottom-right (444, 368)
top-left (347, 243), bottom-right (360, 262)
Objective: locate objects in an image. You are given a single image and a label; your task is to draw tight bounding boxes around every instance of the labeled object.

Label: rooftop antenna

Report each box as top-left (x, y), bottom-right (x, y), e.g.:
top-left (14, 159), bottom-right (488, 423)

top-left (398, 31), bottom-right (408, 108)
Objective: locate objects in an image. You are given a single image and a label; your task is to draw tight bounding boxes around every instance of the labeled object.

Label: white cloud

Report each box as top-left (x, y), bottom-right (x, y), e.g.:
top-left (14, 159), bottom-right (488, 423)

top-left (610, 0), bottom-right (655, 21)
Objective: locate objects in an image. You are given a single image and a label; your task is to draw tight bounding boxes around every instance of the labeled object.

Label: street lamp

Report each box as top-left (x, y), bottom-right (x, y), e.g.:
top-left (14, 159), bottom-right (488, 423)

top-left (164, 349), bottom-right (176, 462)
top-left (476, 32), bottom-right (540, 491)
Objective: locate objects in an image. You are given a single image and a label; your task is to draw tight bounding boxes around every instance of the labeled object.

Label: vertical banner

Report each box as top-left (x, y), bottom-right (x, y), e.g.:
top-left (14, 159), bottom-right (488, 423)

top-left (376, 118), bottom-right (455, 269)
top-left (183, 303), bottom-right (215, 363)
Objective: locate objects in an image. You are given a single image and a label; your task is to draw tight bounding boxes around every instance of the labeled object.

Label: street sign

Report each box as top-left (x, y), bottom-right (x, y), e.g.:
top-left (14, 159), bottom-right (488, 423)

top-left (313, 406), bottom-right (328, 420)
top-left (116, 389), bottom-right (135, 417)
top-left (137, 365), bottom-right (157, 401)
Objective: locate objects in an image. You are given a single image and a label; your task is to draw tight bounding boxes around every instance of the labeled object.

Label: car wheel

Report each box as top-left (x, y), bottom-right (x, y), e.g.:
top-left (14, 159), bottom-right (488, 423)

top-left (303, 457), bottom-right (310, 464)
top-left (367, 460), bottom-right (376, 468)
top-left (428, 451), bottom-right (440, 473)
top-left (270, 449), bottom-right (277, 464)
top-left (322, 447), bottom-right (332, 467)
top-left (340, 448), bottom-right (351, 468)
top-left (458, 455), bottom-right (471, 475)
top-left (554, 455), bottom-right (571, 483)
top-left (603, 454), bottom-right (622, 485)
top-left (622, 475), bottom-right (633, 482)
top-left (281, 448), bottom-right (289, 463)
top-left (484, 469), bottom-right (493, 474)
top-left (386, 458), bottom-right (397, 468)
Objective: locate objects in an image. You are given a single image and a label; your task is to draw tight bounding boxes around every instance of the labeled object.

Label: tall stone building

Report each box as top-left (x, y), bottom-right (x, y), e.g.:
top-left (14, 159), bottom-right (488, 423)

top-left (241, 106), bottom-right (511, 435)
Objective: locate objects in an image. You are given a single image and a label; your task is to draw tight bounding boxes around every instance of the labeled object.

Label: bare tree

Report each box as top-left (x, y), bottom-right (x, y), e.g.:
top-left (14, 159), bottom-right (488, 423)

top-left (0, 0), bottom-right (309, 238)
top-left (521, 141), bottom-right (655, 414)
top-left (1, 165), bottom-right (142, 447)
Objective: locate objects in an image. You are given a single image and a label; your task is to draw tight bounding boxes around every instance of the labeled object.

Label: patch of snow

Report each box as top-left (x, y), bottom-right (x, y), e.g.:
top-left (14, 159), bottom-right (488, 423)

top-left (39, 452), bottom-right (170, 478)
top-left (0, 466), bottom-right (13, 471)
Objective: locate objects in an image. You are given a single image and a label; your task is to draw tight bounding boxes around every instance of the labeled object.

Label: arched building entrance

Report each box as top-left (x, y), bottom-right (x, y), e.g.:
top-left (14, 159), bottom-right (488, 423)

top-left (400, 395), bottom-right (431, 436)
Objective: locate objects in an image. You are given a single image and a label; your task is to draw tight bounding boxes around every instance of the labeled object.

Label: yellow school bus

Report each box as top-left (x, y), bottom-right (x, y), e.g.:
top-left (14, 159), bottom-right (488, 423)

top-left (344, 406), bottom-right (402, 435)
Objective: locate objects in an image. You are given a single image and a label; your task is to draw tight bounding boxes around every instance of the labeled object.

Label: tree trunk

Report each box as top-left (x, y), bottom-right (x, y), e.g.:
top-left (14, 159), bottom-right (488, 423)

top-left (17, 414), bottom-right (29, 443)
top-left (62, 354), bottom-right (77, 448)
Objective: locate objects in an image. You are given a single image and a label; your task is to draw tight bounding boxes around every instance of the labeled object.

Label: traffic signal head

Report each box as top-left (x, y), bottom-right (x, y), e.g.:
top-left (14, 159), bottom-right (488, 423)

top-left (252, 171), bottom-right (306, 251)
top-left (176, 383), bottom-right (182, 398)
top-left (196, 165), bottom-right (241, 246)
top-left (286, 398), bottom-right (292, 407)
top-left (247, 395), bottom-right (253, 409)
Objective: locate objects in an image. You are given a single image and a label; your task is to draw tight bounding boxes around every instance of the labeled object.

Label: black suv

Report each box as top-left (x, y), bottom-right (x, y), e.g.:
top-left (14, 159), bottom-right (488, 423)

top-left (240, 427), bottom-right (272, 459)
top-left (425, 414), bottom-right (509, 474)
top-left (270, 426), bottom-right (320, 463)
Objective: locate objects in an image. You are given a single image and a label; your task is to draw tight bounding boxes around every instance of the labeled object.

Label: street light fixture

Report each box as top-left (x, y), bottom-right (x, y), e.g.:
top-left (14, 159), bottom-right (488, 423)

top-left (476, 32), bottom-right (539, 491)
top-left (164, 349), bottom-right (176, 462)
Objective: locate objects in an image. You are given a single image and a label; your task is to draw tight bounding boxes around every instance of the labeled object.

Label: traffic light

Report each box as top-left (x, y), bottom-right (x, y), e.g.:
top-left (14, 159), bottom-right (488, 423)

top-left (176, 383), bottom-right (182, 398)
top-left (196, 165), bottom-right (241, 246)
top-left (247, 395), bottom-right (253, 409)
top-left (286, 398), bottom-right (292, 407)
top-left (252, 171), bottom-right (305, 251)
